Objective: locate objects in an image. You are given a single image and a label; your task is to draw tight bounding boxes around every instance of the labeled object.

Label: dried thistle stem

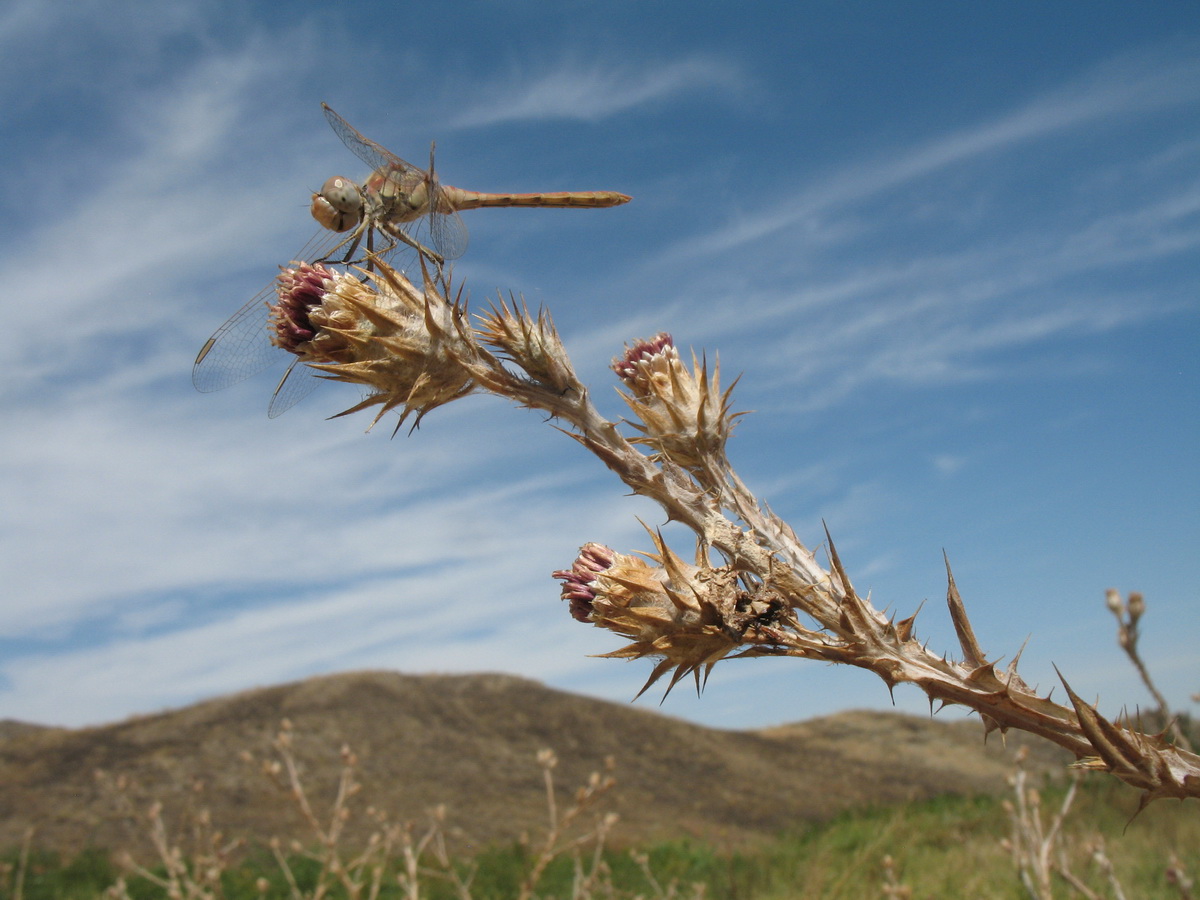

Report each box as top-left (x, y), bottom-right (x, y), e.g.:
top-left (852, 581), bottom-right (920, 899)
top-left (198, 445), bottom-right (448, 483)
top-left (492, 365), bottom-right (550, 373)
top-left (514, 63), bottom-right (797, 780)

top-left (267, 260), bottom-right (1200, 804)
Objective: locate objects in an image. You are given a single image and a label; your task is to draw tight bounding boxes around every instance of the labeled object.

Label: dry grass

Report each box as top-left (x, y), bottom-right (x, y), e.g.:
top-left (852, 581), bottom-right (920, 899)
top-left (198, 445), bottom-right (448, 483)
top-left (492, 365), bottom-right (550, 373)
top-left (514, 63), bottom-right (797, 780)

top-left (0, 673), bottom-right (1070, 858)
top-left (5, 723), bottom-right (1191, 900)
top-left (96, 722), bottom-right (631, 900)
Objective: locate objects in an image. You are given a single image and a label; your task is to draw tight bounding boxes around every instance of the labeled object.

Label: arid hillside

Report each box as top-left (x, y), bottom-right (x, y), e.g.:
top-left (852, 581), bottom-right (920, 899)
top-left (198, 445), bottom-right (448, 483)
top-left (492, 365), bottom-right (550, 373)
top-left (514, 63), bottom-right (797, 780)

top-left (0, 671), bottom-right (1070, 855)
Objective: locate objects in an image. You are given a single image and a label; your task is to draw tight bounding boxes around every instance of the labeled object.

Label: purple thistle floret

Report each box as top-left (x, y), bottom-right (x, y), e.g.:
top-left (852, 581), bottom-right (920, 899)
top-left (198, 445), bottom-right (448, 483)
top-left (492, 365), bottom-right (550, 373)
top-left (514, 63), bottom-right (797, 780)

top-left (553, 542), bottom-right (615, 622)
top-left (611, 332), bottom-right (674, 384)
top-left (270, 263), bottom-right (337, 353)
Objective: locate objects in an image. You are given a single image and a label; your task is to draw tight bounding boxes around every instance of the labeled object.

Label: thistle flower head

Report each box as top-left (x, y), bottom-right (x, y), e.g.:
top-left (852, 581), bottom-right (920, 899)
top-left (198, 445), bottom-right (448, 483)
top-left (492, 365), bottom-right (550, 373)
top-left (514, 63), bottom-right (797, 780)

top-left (554, 534), bottom-right (746, 698)
top-left (268, 260), bottom-right (477, 430)
top-left (552, 542), bottom-right (616, 622)
top-left (612, 333), bottom-right (741, 471)
top-left (611, 332), bottom-right (676, 385)
top-left (270, 263), bottom-right (339, 353)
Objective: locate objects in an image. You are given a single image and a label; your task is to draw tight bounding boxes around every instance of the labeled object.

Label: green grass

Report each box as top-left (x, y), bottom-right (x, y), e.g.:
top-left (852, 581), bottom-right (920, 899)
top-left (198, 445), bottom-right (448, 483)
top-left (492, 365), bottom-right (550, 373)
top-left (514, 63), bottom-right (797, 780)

top-left (0, 846), bottom-right (116, 900)
top-left (4, 778), bottom-right (1196, 899)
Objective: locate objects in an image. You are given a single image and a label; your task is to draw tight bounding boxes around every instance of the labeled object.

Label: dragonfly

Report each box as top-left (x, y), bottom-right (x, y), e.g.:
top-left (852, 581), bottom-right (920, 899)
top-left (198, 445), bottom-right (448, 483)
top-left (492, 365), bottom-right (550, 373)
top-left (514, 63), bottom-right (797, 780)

top-left (193, 102), bottom-right (632, 418)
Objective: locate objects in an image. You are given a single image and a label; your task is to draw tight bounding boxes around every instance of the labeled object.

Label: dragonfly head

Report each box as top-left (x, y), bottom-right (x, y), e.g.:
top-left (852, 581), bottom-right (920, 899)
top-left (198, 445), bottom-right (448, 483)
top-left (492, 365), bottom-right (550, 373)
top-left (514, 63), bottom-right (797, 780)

top-left (312, 176), bottom-right (363, 232)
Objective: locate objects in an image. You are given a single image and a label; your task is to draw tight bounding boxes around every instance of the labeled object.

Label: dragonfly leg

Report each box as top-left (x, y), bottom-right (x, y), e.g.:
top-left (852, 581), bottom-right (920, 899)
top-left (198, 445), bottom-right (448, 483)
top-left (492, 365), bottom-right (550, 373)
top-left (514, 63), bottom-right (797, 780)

top-left (313, 223), bottom-right (367, 269)
top-left (335, 228), bottom-right (365, 265)
top-left (384, 224), bottom-right (445, 269)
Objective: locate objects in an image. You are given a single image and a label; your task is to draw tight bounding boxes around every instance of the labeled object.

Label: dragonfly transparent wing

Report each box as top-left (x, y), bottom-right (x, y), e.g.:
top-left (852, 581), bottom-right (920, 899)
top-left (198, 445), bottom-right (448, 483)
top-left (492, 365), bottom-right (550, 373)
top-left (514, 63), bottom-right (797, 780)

top-left (400, 207), bottom-right (468, 267)
top-left (321, 103), bottom-right (422, 181)
top-left (423, 146), bottom-right (469, 261)
top-left (267, 358), bottom-right (322, 418)
top-left (195, 283), bottom-right (321, 418)
top-left (193, 225), bottom-right (347, 393)
top-left (428, 208), bottom-right (469, 261)
top-left (192, 282), bottom-right (277, 393)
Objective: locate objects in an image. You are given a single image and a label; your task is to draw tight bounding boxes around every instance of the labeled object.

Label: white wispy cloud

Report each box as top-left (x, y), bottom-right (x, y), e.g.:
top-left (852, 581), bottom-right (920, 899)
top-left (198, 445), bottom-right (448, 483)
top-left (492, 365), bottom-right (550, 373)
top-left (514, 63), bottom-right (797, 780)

top-left (0, 1), bottom-right (225, 112)
top-left (4, 6), bottom-right (1195, 737)
top-left (0, 48), bottom-right (337, 397)
top-left (614, 43), bottom-right (1200, 411)
top-left (450, 57), bottom-right (747, 128)
top-left (0, 479), bottom-right (652, 726)
top-left (670, 41), bottom-right (1200, 262)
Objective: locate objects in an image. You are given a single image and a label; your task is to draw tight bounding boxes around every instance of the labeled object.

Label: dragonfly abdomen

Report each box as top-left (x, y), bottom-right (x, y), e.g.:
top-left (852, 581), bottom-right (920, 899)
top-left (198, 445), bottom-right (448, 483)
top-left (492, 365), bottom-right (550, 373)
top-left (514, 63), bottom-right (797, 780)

top-left (443, 188), bottom-right (632, 211)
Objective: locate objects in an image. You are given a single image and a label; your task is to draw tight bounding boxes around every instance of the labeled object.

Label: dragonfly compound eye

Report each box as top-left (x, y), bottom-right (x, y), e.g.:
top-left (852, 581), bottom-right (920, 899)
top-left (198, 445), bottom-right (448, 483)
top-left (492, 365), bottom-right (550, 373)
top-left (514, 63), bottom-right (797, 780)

top-left (311, 176), bottom-right (363, 232)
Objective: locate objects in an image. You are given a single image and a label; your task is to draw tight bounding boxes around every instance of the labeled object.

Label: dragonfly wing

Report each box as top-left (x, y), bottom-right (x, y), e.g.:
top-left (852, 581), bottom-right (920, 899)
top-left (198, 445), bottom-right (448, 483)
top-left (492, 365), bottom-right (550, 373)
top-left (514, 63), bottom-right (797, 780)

top-left (267, 358), bottom-right (322, 418)
top-left (192, 282), bottom-right (277, 392)
top-left (321, 103), bottom-right (423, 180)
top-left (386, 215), bottom-right (444, 273)
top-left (194, 227), bottom-right (353, 394)
top-left (428, 205), bottom-right (469, 261)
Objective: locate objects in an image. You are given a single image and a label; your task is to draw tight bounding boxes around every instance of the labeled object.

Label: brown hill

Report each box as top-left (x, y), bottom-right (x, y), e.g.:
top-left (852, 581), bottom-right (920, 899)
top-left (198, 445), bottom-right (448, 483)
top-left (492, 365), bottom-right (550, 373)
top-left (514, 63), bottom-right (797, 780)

top-left (0, 671), bottom-right (1069, 856)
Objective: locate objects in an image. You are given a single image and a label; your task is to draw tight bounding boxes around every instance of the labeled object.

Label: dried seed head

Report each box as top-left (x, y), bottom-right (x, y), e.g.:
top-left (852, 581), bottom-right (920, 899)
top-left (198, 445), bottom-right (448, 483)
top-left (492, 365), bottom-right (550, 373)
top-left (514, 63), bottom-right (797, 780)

top-left (476, 298), bottom-right (581, 395)
top-left (555, 534), bottom-right (744, 697)
top-left (269, 260), bottom-right (477, 430)
top-left (1105, 587), bottom-right (1123, 615)
top-left (612, 333), bottom-right (742, 471)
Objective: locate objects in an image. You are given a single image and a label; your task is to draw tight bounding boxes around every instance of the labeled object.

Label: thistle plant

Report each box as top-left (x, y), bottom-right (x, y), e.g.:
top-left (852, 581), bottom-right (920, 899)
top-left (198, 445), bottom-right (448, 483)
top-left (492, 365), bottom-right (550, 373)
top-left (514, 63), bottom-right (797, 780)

top-left (258, 257), bottom-right (1200, 806)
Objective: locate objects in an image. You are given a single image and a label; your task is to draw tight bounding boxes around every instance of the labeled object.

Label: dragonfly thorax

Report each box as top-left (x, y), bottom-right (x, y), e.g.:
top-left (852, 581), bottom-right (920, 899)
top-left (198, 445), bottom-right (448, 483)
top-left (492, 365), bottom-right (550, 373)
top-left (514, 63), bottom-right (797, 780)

top-left (311, 176), bottom-right (363, 233)
top-left (366, 168), bottom-right (434, 224)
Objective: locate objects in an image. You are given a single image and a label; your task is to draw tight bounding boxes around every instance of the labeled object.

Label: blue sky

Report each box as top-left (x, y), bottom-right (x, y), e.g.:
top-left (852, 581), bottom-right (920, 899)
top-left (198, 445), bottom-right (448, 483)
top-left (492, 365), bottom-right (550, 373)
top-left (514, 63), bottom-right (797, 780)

top-left (0, 1), bottom-right (1196, 732)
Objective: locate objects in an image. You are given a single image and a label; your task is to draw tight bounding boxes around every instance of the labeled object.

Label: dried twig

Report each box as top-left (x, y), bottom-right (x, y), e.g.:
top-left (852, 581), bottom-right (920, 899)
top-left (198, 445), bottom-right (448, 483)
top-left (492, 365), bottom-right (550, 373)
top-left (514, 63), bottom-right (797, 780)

top-left (1105, 589), bottom-right (1194, 752)
top-left (516, 748), bottom-right (619, 900)
top-left (1167, 853), bottom-right (1196, 900)
top-left (0, 828), bottom-right (34, 900)
top-left (254, 722), bottom-right (623, 900)
top-left (1000, 747), bottom-right (1116, 900)
top-left (251, 719), bottom-right (404, 900)
top-left (879, 854), bottom-right (912, 899)
top-left (95, 774), bottom-right (243, 900)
